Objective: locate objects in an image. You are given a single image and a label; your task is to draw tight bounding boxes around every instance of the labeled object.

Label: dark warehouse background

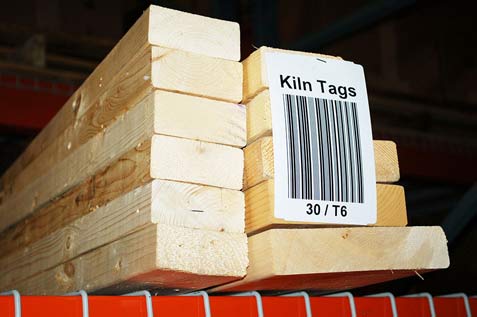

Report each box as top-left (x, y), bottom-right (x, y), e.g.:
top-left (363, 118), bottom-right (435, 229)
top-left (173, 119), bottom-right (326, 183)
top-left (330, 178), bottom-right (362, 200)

top-left (0, 0), bottom-right (476, 295)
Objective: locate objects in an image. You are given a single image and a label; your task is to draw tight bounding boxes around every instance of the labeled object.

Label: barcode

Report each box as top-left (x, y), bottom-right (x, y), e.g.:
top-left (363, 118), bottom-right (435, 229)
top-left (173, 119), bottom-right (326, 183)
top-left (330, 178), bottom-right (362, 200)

top-left (283, 94), bottom-right (364, 203)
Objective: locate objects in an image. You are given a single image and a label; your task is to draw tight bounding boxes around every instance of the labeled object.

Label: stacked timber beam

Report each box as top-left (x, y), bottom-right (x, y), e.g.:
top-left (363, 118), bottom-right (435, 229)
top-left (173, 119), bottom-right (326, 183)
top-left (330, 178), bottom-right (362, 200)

top-left (211, 47), bottom-right (449, 293)
top-left (0, 6), bottom-right (248, 295)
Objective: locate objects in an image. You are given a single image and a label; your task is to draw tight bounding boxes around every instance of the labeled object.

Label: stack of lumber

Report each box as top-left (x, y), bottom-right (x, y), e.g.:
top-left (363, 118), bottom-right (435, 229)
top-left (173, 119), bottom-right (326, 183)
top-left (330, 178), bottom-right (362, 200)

top-left (211, 47), bottom-right (449, 293)
top-left (0, 6), bottom-right (248, 295)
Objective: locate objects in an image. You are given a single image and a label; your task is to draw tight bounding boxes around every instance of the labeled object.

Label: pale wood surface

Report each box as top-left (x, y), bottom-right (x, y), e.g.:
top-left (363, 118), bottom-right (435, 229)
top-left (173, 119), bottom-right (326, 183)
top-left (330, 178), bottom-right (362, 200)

top-left (151, 46), bottom-right (242, 103)
top-left (1, 47), bottom-right (243, 204)
top-left (0, 180), bottom-right (244, 290)
top-left (0, 88), bottom-right (247, 256)
top-left (7, 224), bottom-right (248, 295)
top-left (0, 6), bottom-right (241, 197)
top-left (244, 136), bottom-right (400, 190)
top-left (373, 140), bottom-right (401, 182)
top-left (212, 226), bottom-right (449, 292)
top-left (148, 5), bottom-right (240, 61)
top-left (151, 135), bottom-right (244, 190)
top-left (0, 20), bottom-right (150, 197)
top-left (0, 95), bottom-right (155, 233)
top-left (0, 140), bottom-right (152, 258)
top-left (1, 47), bottom-right (153, 202)
top-left (0, 93), bottom-right (244, 231)
top-left (151, 180), bottom-right (244, 232)
top-left (243, 47), bottom-right (341, 102)
top-left (153, 90), bottom-right (246, 147)
top-left (244, 179), bottom-right (407, 234)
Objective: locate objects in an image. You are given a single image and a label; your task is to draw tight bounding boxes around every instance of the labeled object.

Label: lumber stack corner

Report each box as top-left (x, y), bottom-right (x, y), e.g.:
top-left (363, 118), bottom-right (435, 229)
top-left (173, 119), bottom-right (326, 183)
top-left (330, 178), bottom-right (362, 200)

top-left (0, 5), bottom-right (247, 295)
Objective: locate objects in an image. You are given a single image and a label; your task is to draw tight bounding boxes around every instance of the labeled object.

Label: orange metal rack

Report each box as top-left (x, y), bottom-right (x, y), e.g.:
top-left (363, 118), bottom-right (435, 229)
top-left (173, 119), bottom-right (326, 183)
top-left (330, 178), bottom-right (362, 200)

top-left (1, 290), bottom-right (476, 317)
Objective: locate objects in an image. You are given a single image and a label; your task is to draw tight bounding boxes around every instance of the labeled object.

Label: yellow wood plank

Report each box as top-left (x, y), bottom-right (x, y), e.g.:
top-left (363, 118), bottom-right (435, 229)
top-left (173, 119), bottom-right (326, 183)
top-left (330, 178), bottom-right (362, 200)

top-left (1, 46), bottom-right (243, 206)
top-left (151, 135), bottom-right (243, 190)
top-left (0, 92), bottom-right (244, 232)
top-left (7, 224), bottom-right (248, 295)
top-left (0, 139), bottom-right (152, 259)
top-left (148, 5), bottom-right (240, 61)
top-left (245, 179), bottom-right (407, 234)
top-left (211, 226), bottom-right (449, 292)
top-left (0, 6), bottom-right (241, 196)
top-left (153, 90), bottom-right (246, 147)
top-left (0, 180), bottom-right (244, 290)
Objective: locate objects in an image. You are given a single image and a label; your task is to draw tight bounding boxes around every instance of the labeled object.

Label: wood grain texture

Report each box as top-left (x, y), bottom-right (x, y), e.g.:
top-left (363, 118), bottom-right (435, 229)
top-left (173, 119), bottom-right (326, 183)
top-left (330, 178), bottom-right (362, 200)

top-left (0, 95), bottom-right (155, 233)
top-left (151, 135), bottom-right (244, 190)
top-left (0, 180), bottom-right (244, 290)
top-left (1, 47), bottom-right (153, 203)
top-left (1, 47), bottom-right (243, 205)
top-left (212, 226), bottom-right (449, 292)
top-left (6, 224), bottom-right (248, 295)
top-left (0, 93), bottom-right (244, 232)
top-left (244, 137), bottom-right (399, 190)
top-left (373, 140), bottom-right (400, 182)
top-left (242, 47), bottom-right (341, 102)
top-left (148, 5), bottom-right (240, 61)
top-left (244, 179), bottom-right (407, 234)
top-left (0, 140), bottom-right (152, 259)
top-left (0, 132), bottom-right (244, 259)
top-left (0, 6), bottom-right (241, 197)
top-left (151, 180), bottom-right (244, 232)
top-left (0, 16), bottom-right (150, 197)
top-left (151, 46), bottom-right (242, 103)
top-left (153, 90), bottom-right (246, 147)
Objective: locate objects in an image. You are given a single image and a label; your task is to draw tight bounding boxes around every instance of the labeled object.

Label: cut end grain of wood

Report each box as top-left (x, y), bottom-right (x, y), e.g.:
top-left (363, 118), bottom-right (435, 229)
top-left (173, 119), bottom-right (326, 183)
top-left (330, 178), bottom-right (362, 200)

top-left (0, 179), bottom-right (245, 290)
top-left (152, 90), bottom-right (246, 148)
top-left (9, 224), bottom-right (248, 295)
top-left (151, 46), bottom-right (243, 103)
top-left (0, 4), bottom-right (241, 197)
top-left (147, 5), bottom-right (240, 61)
top-left (150, 135), bottom-right (244, 190)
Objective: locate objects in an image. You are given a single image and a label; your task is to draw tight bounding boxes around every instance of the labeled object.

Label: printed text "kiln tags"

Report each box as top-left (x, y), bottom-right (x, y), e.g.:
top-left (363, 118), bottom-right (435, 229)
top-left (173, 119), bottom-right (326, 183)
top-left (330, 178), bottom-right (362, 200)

top-left (279, 74), bottom-right (357, 100)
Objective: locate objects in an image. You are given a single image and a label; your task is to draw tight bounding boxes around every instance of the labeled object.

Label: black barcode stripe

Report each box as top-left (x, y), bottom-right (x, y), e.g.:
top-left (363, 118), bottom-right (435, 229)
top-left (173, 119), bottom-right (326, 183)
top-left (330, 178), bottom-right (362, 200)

top-left (283, 94), bottom-right (292, 198)
top-left (352, 102), bottom-right (364, 203)
top-left (282, 94), bottom-right (364, 203)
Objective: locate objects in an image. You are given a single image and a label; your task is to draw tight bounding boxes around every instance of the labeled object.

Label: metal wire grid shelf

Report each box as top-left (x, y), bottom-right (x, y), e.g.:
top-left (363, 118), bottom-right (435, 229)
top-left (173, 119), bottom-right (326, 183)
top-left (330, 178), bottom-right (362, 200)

top-left (1, 290), bottom-right (476, 317)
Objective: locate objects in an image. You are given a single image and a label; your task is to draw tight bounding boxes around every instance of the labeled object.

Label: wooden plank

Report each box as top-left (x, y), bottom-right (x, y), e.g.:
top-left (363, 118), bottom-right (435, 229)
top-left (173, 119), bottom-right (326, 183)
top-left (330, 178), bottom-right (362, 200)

top-left (244, 136), bottom-right (400, 190)
top-left (147, 5), bottom-right (240, 61)
top-left (1, 5), bottom-right (241, 197)
top-left (0, 135), bottom-right (243, 260)
top-left (245, 180), bottom-right (407, 234)
top-left (0, 93), bottom-right (244, 232)
top-left (150, 46), bottom-right (242, 103)
top-left (8, 224), bottom-right (248, 295)
top-left (0, 9), bottom-right (152, 196)
top-left (211, 226), bottom-right (449, 292)
top-left (0, 94), bottom-right (154, 233)
top-left (152, 90), bottom-right (246, 147)
top-left (243, 47), bottom-right (341, 102)
top-left (0, 180), bottom-right (244, 289)
top-left (151, 135), bottom-right (243, 190)
top-left (0, 139), bottom-right (152, 259)
top-left (1, 47), bottom-right (243, 204)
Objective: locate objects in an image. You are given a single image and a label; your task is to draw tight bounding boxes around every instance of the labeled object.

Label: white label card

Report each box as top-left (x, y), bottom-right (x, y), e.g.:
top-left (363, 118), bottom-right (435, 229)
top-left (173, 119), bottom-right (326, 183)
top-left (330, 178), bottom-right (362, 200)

top-left (265, 51), bottom-right (377, 225)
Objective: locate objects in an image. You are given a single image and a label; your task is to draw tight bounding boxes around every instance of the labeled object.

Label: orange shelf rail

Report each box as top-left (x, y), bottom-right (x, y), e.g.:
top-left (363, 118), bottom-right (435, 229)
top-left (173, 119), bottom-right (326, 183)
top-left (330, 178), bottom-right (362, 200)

top-left (1, 291), bottom-right (476, 317)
